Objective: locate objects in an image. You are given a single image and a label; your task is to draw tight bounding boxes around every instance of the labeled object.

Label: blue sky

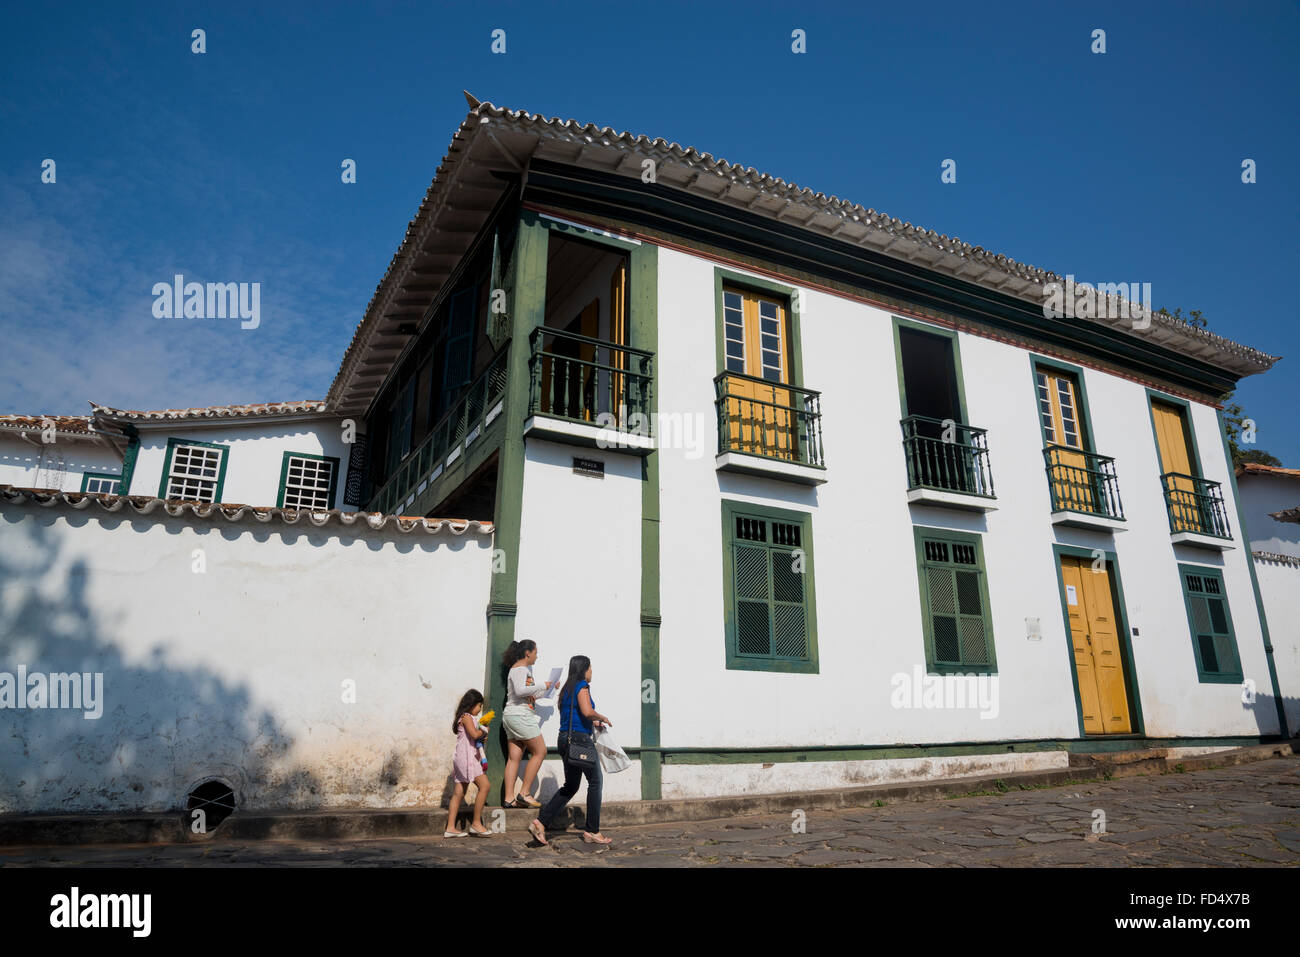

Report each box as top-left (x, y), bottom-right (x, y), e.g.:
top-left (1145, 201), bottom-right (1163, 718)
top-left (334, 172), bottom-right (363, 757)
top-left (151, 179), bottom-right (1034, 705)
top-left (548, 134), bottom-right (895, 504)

top-left (1, 1), bottom-right (1297, 462)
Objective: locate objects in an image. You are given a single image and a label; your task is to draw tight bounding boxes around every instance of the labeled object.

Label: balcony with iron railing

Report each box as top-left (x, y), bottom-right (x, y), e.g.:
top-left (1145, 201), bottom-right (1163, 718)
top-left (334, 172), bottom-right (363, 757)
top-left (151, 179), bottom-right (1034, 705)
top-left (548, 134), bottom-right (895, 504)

top-left (1043, 445), bottom-right (1125, 530)
top-left (713, 371), bottom-right (825, 484)
top-left (1161, 472), bottom-right (1233, 548)
top-left (900, 415), bottom-right (996, 510)
top-left (525, 327), bottom-right (654, 452)
top-left (369, 350), bottom-right (509, 517)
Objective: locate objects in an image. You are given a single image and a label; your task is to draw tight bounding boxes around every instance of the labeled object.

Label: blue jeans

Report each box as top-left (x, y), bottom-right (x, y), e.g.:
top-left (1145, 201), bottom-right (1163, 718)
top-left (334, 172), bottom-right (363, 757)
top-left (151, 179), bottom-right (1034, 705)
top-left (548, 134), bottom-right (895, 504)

top-left (538, 733), bottom-right (602, 833)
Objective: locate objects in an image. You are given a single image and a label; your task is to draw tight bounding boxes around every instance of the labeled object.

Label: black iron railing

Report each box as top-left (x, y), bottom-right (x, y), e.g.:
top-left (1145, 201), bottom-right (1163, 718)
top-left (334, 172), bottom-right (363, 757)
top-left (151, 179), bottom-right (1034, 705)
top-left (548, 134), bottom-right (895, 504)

top-left (714, 371), bottom-right (824, 468)
top-left (900, 415), bottom-right (995, 499)
top-left (1161, 472), bottom-right (1232, 538)
top-left (527, 327), bottom-right (653, 433)
top-left (1043, 445), bottom-right (1125, 520)
top-left (369, 350), bottom-right (508, 516)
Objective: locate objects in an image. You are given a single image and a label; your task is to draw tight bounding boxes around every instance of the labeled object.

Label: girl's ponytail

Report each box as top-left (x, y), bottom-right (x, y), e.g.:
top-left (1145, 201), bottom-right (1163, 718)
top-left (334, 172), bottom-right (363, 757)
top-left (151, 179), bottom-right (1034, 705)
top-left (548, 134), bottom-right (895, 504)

top-left (500, 638), bottom-right (536, 671)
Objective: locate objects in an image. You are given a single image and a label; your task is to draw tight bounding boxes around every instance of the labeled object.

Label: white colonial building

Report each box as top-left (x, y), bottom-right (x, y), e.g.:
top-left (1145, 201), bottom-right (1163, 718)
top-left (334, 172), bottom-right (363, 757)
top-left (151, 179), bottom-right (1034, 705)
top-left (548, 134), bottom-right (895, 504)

top-left (0, 94), bottom-right (1290, 814)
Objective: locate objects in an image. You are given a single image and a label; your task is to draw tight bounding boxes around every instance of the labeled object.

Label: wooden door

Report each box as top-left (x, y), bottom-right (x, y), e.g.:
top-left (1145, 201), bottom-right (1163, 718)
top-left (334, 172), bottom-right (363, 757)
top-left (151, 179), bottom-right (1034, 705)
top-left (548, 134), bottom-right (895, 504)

top-left (1060, 556), bottom-right (1132, 734)
top-left (610, 263), bottom-right (627, 424)
top-left (722, 287), bottom-right (794, 459)
top-left (1036, 368), bottom-right (1093, 511)
top-left (1151, 401), bottom-right (1198, 531)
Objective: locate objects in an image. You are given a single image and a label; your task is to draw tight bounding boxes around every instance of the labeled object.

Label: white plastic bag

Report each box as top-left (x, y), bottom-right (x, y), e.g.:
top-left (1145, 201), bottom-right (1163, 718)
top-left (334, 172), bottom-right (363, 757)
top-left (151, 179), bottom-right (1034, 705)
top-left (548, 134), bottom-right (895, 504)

top-left (594, 727), bottom-right (631, 773)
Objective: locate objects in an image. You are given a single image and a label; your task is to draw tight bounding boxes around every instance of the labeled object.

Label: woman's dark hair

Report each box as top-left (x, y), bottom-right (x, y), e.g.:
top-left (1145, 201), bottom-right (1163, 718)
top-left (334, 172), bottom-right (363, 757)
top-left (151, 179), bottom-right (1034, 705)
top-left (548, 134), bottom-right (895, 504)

top-left (453, 689), bottom-right (484, 734)
top-left (500, 639), bottom-right (537, 673)
top-left (558, 655), bottom-right (592, 710)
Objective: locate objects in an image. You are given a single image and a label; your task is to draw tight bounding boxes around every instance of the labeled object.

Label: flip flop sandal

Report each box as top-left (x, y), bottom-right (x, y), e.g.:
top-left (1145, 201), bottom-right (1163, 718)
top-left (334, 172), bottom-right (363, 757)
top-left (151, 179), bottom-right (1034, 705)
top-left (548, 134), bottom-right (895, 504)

top-left (582, 832), bottom-right (612, 845)
top-left (528, 819), bottom-right (549, 845)
top-left (517, 795), bottom-right (542, 808)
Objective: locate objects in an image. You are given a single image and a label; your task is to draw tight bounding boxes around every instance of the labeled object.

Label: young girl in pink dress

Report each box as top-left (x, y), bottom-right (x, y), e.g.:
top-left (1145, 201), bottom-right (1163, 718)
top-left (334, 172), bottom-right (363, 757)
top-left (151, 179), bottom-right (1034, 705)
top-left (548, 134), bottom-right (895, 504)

top-left (445, 689), bottom-right (492, 838)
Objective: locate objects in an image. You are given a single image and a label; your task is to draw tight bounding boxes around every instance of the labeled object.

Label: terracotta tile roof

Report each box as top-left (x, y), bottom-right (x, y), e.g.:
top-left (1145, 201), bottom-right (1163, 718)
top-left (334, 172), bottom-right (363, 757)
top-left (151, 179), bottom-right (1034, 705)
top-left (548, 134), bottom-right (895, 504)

top-left (90, 400), bottom-right (328, 423)
top-left (1267, 507), bottom-right (1300, 524)
top-left (1236, 463), bottom-right (1300, 479)
top-left (0, 485), bottom-right (494, 534)
top-left (327, 93), bottom-right (1279, 414)
top-left (0, 414), bottom-right (94, 435)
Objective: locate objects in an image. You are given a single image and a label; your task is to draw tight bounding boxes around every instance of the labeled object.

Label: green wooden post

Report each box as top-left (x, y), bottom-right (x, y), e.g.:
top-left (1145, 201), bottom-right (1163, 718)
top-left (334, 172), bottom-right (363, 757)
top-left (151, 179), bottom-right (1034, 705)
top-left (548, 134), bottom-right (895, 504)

top-left (632, 241), bottom-right (663, 800)
top-left (483, 211), bottom-right (549, 801)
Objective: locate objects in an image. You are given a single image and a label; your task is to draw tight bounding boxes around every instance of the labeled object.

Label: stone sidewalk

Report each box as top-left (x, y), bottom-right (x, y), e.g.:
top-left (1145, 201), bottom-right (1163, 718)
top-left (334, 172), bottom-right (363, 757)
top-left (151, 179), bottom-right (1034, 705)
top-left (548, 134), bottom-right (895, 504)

top-left (2, 757), bottom-right (1297, 867)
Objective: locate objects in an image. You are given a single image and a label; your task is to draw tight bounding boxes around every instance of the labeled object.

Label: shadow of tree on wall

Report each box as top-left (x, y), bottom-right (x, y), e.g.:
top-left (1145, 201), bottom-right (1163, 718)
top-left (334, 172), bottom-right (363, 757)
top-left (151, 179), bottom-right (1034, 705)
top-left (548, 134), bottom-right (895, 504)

top-left (0, 509), bottom-right (320, 815)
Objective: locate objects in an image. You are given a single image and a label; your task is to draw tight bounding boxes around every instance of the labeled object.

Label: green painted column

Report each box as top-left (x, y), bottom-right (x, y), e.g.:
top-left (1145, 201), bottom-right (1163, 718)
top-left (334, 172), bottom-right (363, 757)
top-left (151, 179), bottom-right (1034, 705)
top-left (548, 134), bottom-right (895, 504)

top-left (632, 241), bottom-right (663, 799)
top-left (483, 211), bottom-right (549, 800)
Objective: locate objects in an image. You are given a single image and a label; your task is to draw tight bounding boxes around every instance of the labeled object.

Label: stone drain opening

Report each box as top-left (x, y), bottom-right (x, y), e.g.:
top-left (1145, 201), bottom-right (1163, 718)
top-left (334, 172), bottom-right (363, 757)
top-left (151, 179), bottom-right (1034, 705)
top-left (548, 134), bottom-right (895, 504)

top-left (186, 779), bottom-right (237, 830)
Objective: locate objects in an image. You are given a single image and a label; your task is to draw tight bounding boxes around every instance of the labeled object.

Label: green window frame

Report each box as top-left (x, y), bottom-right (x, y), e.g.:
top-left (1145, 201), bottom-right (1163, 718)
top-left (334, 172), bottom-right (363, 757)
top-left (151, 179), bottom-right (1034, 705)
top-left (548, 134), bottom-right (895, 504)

top-left (912, 526), bottom-right (997, 674)
top-left (712, 267), bottom-right (805, 385)
top-left (1027, 354), bottom-right (1097, 452)
top-left (1177, 564), bottom-right (1243, 683)
top-left (157, 437), bottom-right (230, 503)
top-left (276, 451), bottom-right (341, 510)
top-left (720, 500), bottom-right (819, 673)
top-left (80, 472), bottom-right (121, 495)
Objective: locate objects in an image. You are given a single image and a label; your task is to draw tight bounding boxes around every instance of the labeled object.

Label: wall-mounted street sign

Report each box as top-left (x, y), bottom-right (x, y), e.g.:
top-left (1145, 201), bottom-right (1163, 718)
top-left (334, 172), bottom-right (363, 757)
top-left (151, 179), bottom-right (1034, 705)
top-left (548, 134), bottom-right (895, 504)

top-left (573, 457), bottom-right (605, 478)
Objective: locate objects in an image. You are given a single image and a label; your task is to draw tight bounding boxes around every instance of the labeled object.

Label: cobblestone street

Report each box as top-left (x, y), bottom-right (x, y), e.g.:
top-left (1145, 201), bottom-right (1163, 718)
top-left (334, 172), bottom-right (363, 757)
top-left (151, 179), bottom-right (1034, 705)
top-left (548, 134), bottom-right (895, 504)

top-left (4, 759), bottom-right (1297, 868)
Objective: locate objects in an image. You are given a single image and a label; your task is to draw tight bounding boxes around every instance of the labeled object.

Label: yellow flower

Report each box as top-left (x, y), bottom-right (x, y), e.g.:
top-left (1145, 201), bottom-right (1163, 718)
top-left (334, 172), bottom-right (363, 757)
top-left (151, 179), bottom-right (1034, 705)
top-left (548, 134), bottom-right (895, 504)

top-left (479, 710), bottom-right (495, 726)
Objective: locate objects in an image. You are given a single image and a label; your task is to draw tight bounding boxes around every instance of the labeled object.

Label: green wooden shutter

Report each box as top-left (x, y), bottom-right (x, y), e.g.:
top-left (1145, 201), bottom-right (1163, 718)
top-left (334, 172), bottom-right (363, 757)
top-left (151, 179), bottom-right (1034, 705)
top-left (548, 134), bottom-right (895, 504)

top-left (733, 516), bottom-right (772, 656)
top-left (917, 532), bottom-right (995, 672)
top-left (442, 287), bottom-right (477, 409)
top-left (1183, 570), bottom-right (1242, 680)
top-left (770, 520), bottom-right (807, 659)
top-left (721, 501), bottom-right (819, 674)
top-left (730, 514), bottom-right (809, 660)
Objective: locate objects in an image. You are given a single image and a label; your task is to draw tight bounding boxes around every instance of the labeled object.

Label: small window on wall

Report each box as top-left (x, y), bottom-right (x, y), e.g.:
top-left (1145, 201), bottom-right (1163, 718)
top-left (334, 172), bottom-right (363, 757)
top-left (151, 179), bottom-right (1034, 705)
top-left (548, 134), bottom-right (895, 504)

top-left (1178, 565), bottom-right (1243, 683)
top-left (720, 500), bottom-right (818, 674)
top-left (912, 527), bottom-right (997, 674)
top-left (278, 453), bottom-right (340, 511)
top-left (159, 439), bottom-right (229, 503)
top-left (81, 473), bottom-right (121, 495)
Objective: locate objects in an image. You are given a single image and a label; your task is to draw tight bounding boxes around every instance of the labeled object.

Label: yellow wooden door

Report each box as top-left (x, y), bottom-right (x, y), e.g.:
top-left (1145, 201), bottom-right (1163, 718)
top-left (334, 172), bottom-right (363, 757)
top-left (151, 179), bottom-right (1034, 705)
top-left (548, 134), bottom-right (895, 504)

top-left (610, 263), bottom-right (627, 424)
top-left (1060, 556), bottom-right (1132, 734)
top-left (1151, 401), bottom-right (1198, 531)
top-left (722, 287), bottom-right (794, 458)
top-left (1036, 368), bottom-right (1093, 512)
top-left (576, 299), bottom-right (598, 421)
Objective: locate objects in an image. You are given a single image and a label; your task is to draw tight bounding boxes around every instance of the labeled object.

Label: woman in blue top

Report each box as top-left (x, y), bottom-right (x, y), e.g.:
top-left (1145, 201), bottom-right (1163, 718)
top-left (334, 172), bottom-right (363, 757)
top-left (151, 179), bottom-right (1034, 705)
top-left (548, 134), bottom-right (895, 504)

top-left (530, 655), bottom-right (612, 846)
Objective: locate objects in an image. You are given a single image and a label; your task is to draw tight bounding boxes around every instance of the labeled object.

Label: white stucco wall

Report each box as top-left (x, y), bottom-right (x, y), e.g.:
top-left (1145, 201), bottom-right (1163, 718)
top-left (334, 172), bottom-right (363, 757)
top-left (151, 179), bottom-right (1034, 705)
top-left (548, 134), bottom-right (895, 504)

top-left (127, 416), bottom-right (357, 510)
top-left (0, 434), bottom-right (124, 492)
top-left (1254, 556), bottom-right (1300, 734)
top-left (0, 500), bottom-right (495, 813)
top-left (652, 246), bottom-right (1278, 759)
top-left (1238, 473), bottom-right (1300, 557)
top-left (513, 436), bottom-right (645, 804)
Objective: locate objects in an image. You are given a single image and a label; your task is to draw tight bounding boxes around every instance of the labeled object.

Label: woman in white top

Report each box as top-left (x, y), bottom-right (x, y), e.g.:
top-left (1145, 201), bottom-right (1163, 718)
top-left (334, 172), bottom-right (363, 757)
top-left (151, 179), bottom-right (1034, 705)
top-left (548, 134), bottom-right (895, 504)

top-left (500, 639), bottom-right (555, 808)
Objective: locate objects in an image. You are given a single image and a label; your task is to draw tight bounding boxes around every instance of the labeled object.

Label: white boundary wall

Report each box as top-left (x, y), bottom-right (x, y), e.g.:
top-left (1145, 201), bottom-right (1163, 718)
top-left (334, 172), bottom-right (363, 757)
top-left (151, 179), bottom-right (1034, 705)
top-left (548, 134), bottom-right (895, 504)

top-left (0, 502), bottom-right (495, 813)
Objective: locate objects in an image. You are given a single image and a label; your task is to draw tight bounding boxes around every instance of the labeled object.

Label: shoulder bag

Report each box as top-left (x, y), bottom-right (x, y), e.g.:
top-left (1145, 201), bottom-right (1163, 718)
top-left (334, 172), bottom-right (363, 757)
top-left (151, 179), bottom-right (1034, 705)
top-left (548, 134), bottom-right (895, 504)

top-left (564, 686), bottom-right (598, 772)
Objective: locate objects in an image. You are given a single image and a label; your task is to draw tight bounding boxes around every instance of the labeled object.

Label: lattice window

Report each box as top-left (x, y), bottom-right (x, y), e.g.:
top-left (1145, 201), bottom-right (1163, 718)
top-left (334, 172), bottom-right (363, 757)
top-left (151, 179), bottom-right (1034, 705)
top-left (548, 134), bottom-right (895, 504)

top-left (723, 290), bottom-right (746, 374)
top-left (726, 505), bottom-right (814, 665)
top-left (281, 455), bottom-right (336, 510)
top-left (1035, 371), bottom-right (1055, 443)
top-left (917, 531), bottom-right (994, 670)
top-left (1180, 566), bottom-right (1241, 681)
top-left (165, 444), bottom-right (225, 503)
